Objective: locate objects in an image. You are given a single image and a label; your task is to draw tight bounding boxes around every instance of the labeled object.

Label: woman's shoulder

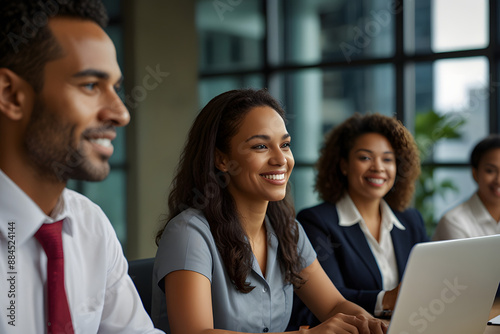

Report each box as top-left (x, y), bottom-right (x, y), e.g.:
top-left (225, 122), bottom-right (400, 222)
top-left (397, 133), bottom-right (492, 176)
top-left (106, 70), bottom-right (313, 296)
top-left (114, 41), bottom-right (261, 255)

top-left (297, 201), bottom-right (340, 232)
top-left (390, 206), bottom-right (428, 238)
top-left (297, 201), bottom-right (337, 218)
top-left (169, 208), bottom-right (208, 225)
top-left (391, 206), bottom-right (422, 220)
top-left (159, 208), bottom-right (213, 242)
top-left (441, 194), bottom-right (478, 219)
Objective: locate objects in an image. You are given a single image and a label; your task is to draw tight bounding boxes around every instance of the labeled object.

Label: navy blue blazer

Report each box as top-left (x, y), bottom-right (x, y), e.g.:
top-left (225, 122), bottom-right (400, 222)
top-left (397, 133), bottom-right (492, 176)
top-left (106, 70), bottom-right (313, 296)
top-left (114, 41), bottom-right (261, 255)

top-left (288, 201), bottom-right (428, 330)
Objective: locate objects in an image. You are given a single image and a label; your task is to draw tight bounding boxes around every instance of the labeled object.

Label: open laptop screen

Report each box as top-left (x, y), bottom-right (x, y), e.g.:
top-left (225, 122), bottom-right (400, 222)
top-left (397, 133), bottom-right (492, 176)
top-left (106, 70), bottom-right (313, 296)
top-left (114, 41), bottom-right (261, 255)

top-left (388, 234), bottom-right (500, 334)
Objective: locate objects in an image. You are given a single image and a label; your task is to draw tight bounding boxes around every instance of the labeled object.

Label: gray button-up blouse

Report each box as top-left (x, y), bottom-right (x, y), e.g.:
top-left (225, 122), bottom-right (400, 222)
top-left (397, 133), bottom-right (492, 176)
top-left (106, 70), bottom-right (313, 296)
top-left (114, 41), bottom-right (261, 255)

top-left (152, 208), bottom-right (316, 333)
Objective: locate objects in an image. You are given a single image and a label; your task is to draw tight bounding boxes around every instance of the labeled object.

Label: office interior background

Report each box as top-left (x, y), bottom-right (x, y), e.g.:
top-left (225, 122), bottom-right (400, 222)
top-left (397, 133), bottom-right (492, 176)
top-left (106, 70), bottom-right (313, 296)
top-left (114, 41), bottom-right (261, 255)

top-left (67, 0), bottom-right (500, 260)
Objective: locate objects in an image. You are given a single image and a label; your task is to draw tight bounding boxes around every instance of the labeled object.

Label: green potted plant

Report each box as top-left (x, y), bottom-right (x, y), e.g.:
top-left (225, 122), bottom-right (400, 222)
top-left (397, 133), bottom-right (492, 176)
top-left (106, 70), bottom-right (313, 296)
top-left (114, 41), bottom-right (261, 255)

top-left (413, 109), bottom-right (466, 235)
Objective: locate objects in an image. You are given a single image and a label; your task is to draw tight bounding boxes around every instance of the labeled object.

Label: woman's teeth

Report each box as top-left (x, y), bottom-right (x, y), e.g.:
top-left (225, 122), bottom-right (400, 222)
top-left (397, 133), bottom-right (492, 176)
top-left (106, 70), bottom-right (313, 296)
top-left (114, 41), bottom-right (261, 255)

top-left (262, 174), bottom-right (285, 180)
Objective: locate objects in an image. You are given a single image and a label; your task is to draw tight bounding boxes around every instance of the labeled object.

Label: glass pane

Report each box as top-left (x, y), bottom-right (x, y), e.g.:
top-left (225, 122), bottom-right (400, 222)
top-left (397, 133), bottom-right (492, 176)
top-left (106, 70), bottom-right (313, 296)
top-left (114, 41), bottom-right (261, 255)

top-left (105, 25), bottom-right (124, 68)
top-left (199, 75), bottom-right (264, 107)
top-left (196, 0), bottom-right (264, 72)
top-left (411, 57), bottom-right (488, 163)
top-left (415, 166), bottom-right (475, 235)
top-left (82, 170), bottom-right (127, 248)
top-left (271, 65), bottom-right (395, 165)
top-left (109, 126), bottom-right (126, 165)
top-left (290, 166), bottom-right (319, 214)
top-left (66, 179), bottom-right (80, 193)
top-left (278, 0), bottom-right (395, 65)
top-left (406, 0), bottom-right (488, 54)
top-left (404, 0), bottom-right (431, 54)
top-left (432, 0), bottom-right (488, 52)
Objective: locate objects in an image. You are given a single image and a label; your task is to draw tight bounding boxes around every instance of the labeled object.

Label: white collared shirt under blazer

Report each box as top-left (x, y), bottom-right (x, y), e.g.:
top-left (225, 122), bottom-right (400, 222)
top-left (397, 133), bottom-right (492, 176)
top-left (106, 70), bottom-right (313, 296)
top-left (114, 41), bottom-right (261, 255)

top-left (337, 194), bottom-right (405, 315)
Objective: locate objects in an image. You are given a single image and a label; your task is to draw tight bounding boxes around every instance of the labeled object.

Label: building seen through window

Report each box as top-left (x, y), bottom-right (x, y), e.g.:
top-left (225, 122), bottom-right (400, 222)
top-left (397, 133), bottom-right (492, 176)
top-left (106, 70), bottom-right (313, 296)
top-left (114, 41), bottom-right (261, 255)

top-left (197, 0), bottom-right (498, 235)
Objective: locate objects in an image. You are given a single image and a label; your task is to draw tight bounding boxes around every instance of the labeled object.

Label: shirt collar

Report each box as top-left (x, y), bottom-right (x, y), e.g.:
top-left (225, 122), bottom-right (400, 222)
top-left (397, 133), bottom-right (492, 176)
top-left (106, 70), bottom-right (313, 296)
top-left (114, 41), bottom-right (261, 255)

top-left (0, 169), bottom-right (73, 245)
top-left (264, 215), bottom-right (278, 248)
top-left (337, 194), bottom-right (406, 231)
top-left (249, 215), bottom-right (279, 279)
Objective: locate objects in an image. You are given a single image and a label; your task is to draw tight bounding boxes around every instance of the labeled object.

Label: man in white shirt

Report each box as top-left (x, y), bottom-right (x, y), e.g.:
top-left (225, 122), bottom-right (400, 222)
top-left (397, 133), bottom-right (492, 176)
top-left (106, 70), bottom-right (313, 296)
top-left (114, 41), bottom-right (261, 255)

top-left (0, 1), bottom-right (163, 332)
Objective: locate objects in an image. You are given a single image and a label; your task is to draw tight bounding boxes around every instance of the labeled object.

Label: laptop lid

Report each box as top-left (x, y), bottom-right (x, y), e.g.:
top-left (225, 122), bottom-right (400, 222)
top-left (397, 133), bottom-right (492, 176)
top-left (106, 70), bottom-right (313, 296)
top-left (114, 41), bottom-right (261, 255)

top-left (388, 234), bottom-right (500, 334)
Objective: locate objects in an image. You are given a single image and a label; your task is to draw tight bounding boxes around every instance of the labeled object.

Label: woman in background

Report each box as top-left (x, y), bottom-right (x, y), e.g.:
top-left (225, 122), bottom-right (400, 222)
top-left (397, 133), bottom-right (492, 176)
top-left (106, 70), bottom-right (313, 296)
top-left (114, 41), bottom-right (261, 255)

top-left (289, 113), bottom-right (427, 330)
top-left (433, 134), bottom-right (500, 240)
top-left (152, 89), bottom-right (387, 334)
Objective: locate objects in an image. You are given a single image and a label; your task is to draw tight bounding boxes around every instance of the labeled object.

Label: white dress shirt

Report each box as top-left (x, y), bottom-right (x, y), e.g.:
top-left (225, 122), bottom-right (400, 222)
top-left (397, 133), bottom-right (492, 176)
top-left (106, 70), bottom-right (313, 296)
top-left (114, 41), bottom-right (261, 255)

top-left (337, 194), bottom-right (406, 315)
top-left (0, 170), bottom-right (163, 333)
top-left (433, 192), bottom-right (500, 241)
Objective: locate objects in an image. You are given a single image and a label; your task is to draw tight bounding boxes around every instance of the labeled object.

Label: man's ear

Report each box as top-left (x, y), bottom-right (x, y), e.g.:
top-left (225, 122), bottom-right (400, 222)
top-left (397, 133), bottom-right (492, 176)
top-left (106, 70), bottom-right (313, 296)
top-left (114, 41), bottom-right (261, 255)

top-left (0, 68), bottom-right (33, 121)
top-left (215, 148), bottom-right (229, 172)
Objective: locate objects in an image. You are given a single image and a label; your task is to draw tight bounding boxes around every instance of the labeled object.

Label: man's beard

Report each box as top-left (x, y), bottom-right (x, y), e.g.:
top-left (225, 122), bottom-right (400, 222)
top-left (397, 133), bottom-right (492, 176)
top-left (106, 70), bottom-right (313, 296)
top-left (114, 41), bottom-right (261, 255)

top-left (23, 96), bottom-right (111, 183)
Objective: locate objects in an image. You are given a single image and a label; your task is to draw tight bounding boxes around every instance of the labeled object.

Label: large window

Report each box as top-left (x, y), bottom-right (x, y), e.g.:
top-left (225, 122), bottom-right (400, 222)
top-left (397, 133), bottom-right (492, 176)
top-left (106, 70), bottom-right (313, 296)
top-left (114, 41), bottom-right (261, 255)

top-left (67, 0), bottom-right (128, 249)
top-left (196, 0), bottom-right (499, 235)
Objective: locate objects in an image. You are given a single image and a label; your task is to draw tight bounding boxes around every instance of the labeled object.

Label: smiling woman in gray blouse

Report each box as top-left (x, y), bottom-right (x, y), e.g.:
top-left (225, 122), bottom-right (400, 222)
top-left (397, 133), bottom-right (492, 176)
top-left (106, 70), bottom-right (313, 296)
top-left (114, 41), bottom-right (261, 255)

top-left (151, 89), bottom-right (387, 334)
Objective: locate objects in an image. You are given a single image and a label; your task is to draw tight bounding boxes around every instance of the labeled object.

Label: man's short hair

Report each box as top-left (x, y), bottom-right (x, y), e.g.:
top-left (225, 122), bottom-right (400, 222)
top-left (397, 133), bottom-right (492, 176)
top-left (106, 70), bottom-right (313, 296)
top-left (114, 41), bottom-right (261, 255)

top-left (0, 0), bottom-right (109, 92)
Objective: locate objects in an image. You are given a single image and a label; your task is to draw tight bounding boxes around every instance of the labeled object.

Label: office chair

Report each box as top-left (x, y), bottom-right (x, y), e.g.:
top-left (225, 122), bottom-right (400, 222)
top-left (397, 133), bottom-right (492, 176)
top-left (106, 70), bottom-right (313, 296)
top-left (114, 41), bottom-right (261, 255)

top-left (128, 257), bottom-right (155, 317)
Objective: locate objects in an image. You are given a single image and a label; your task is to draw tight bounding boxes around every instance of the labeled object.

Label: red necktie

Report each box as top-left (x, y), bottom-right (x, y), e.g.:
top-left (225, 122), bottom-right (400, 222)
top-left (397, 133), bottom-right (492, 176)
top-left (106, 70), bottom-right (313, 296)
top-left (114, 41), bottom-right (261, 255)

top-left (35, 220), bottom-right (74, 334)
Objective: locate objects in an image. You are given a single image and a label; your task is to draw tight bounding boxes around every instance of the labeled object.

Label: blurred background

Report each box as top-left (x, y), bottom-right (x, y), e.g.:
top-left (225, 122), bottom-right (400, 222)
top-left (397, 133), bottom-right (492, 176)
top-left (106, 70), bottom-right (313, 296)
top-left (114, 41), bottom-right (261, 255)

top-left (67, 0), bottom-right (500, 260)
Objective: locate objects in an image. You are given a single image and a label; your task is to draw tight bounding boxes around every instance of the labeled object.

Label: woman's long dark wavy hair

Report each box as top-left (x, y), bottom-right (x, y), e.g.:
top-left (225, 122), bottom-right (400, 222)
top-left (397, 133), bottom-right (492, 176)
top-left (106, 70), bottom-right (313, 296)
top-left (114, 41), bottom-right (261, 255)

top-left (156, 88), bottom-right (305, 293)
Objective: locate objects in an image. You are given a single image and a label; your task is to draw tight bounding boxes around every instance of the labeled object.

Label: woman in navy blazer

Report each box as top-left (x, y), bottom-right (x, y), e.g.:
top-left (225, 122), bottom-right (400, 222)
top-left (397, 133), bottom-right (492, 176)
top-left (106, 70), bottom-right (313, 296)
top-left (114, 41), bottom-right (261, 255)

top-left (288, 113), bottom-right (428, 330)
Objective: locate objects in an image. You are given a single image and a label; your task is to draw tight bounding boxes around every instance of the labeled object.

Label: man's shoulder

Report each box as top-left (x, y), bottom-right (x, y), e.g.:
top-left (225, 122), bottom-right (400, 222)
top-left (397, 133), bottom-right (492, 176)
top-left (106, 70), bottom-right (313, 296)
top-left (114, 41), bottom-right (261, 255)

top-left (63, 187), bottom-right (99, 205)
top-left (62, 188), bottom-right (107, 219)
top-left (62, 188), bottom-right (117, 244)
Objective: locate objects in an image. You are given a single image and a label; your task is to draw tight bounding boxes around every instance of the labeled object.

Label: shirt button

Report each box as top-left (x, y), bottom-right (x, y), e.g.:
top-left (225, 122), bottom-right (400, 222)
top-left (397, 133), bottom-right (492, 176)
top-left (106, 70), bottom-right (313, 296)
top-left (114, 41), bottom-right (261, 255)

top-left (263, 328), bottom-right (269, 332)
top-left (263, 287), bottom-right (267, 293)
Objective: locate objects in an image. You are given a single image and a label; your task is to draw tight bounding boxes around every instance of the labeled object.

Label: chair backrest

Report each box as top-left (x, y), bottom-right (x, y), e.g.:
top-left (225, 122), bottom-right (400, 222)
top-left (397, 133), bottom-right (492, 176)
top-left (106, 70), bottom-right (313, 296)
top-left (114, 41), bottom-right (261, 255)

top-left (128, 257), bottom-right (155, 317)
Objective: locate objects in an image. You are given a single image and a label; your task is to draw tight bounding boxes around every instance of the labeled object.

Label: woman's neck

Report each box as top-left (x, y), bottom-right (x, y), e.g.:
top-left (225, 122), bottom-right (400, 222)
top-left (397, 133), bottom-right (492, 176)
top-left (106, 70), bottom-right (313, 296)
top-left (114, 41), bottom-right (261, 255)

top-left (349, 193), bottom-right (381, 219)
top-left (237, 200), bottom-right (268, 242)
top-left (349, 193), bottom-right (383, 241)
top-left (236, 200), bottom-right (269, 277)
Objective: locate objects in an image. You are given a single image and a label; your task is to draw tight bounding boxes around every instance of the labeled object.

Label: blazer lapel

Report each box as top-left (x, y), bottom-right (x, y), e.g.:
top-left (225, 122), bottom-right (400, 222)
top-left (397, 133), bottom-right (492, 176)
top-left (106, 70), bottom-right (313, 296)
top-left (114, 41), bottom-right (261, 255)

top-left (391, 227), bottom-right (410, 280)
top-left (342, 224), bottom-right (383, 288)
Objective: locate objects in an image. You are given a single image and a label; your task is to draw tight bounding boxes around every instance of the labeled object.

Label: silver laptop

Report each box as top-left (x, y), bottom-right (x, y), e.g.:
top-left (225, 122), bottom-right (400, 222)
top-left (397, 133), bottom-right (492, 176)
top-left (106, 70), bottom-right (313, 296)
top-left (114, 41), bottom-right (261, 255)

top-left (388, 234), bottom-right (500, 334)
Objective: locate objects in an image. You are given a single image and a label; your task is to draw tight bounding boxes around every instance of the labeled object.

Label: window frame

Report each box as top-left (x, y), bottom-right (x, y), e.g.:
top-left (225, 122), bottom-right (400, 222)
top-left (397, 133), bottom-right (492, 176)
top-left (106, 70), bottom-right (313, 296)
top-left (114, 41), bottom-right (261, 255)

top-left (197, 0), bottom-right (500, 230)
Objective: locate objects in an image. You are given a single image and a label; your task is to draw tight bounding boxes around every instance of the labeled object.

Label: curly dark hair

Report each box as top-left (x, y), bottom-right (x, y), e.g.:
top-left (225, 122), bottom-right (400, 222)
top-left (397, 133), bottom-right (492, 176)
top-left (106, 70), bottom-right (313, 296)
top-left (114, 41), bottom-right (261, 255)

top-left (470, 134), bottom-right (500, 169)
top-left (0, 0), bottom-right (108, 92)
top-left (316, 113), bottom-right (421, 211)
top-left (156, 88), bottom-right (305, 293)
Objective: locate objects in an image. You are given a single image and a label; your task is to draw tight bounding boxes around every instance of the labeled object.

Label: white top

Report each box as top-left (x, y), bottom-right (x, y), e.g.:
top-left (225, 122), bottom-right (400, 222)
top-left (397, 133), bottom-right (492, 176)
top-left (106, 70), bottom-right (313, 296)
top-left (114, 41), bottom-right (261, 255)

top-left (433, 192), bottom-right (500, 241)
top-left (337, 194), bottom-right (405, 315)
top-left (152, 208), bottom-right (316, 333)
top-left (0, 170), bottom-right (163, 334)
